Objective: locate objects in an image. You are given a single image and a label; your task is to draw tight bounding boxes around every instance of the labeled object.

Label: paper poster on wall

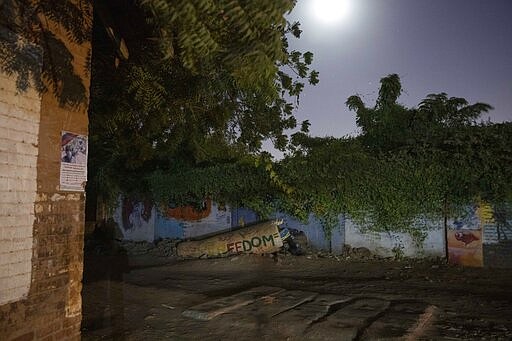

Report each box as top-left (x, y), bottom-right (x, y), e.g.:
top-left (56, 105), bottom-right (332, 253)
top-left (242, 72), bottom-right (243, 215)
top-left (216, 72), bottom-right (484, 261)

top-left (60, 131), bottom-right (88, 192)
top-left (447, 203), bottom-right (485, 267)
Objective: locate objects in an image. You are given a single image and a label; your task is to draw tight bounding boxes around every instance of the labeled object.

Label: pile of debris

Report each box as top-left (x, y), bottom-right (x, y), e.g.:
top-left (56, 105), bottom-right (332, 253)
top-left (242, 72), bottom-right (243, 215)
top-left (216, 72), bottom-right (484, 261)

top-left (341, 245), bottom-right (376, 260)
top-left (86, 220), bottom-right (313, 259)
top-left (153, 238), bottom-right (180, 257)
top-left (117, 238), bottom-right (181, 258)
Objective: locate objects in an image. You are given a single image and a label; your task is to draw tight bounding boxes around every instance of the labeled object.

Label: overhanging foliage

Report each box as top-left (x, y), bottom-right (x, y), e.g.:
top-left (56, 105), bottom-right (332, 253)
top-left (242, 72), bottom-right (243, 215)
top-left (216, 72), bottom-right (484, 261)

top-left (143, 75), bottom-right (512, 239)
top-left (87, 0), bottom-right (317, 205)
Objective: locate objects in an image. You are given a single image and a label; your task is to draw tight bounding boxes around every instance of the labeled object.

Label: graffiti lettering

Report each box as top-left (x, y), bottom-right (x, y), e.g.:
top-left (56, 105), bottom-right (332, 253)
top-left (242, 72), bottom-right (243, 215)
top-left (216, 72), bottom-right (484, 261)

top-left (243, 240), bottom-right (252, 251)
top-left (251, 236), bottom-right (261, 247)
top-left (226, 233), bottom-right (280, 253)
top-left (262, 234), bottom-right (278, 247)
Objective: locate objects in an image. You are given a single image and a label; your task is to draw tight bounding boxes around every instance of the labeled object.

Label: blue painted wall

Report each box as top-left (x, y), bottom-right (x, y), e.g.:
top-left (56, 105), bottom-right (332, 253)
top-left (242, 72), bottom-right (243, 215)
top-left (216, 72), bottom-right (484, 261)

top-left (228, 207), bottom-right (345, 253)
top-left (155, 203), bottom-right (231, 239)
top-left (272, 212), bottom-right (345, 253)
top-left (231, 207), bottom-right (259, 227)
top-left (154, 213), bottom-right (184, 239)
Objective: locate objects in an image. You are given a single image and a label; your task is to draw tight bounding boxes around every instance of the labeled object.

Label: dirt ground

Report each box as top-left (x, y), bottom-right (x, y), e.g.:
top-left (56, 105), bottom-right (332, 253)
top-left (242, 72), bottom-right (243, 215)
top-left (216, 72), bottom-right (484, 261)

top-left (81, 249), bottom-right (512, 340)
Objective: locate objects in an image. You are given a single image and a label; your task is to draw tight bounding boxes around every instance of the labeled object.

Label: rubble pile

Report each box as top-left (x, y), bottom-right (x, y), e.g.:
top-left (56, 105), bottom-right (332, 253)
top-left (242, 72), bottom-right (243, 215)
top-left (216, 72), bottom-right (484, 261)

top-left (153, 238), bottom-right (180, 257)
top-left (118, 238), bottom-right (181, 257)
top-left (341, 245), bottom-right (376, 260)
top-left (119, 240), bottom-right (154, 256)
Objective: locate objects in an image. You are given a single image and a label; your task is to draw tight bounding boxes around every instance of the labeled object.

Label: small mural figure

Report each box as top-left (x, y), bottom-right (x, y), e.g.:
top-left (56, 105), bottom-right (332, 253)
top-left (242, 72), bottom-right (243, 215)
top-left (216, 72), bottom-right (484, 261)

top-left (121, 198), bottom-right (153, 231)
top-left (447, 203), bottom-right (485, 267)
top-left (454, 231), bottom-right (480, 246)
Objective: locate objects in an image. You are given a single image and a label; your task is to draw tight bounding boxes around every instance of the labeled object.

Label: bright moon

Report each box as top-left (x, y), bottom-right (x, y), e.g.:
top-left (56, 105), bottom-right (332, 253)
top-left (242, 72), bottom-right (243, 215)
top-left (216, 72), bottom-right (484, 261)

top-left (312, 0), bottom-right (351, 24)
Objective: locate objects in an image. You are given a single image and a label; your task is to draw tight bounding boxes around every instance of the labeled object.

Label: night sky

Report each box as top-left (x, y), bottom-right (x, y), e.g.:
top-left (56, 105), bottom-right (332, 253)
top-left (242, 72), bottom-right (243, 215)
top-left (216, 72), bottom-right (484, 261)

top-left (286, 0), bottom-right (512, 138)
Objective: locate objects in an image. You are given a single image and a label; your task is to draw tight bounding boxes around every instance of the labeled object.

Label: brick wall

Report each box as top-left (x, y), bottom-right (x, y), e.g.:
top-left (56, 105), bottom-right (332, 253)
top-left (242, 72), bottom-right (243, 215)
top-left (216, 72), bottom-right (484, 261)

top-left (0, 2), bottom-right (91, 339)
top-left (0, 55), bottom-right (41, 307)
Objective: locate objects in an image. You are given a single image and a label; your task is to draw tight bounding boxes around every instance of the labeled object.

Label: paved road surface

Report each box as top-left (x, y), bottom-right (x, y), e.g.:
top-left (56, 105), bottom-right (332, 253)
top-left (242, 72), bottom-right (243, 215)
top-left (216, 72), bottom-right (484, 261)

top-left (82, 253), bottom-right (512, 340)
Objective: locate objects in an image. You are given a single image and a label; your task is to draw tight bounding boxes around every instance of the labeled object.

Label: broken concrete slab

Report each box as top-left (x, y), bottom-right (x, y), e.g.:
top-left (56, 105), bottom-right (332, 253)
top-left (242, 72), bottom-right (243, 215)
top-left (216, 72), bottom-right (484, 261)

top-left (182, 286), bottom-right (284, 321)
top-left (177, 221), bottom-right (284, 258)
top-left (304, 297), bottom-right (390, 340)
top-left (257, 289), bottom-right (319, 318)
top-left (215, 289), bottom-right (319, 329)
top-left (271, 294), bottom-right (352, 337)
top-left (360, 301), bottom-right (433, 339)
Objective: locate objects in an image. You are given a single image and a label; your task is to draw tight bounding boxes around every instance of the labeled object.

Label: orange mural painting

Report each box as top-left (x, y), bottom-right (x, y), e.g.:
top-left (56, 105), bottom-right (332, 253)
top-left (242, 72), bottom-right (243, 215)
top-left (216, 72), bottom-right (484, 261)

top-left (165, 199), bottom-right (212, 221)
top-left (447, 230), bottom-right (483, 267)
top-left (447, 202), bottom-right (491, 267)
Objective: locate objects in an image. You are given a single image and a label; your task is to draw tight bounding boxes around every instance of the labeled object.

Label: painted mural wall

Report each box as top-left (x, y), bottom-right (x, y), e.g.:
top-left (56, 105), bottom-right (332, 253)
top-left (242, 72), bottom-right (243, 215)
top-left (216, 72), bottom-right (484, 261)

top-left (113, 198), bottom-right (512, 266)
top-left (114, 199), bottom-right (232, 242)
top-left (229, 208), bottom-right (346, 253)
top-left (272, 212), bottom-right (345, 253)
top-left (344, 218), bottom-right (445, 258)
top-left (231, 207), bottom-right (259, 228)
top-left (155, 200), bottom-right (232, 240)
top-left (447, 203), bottom-right (486, 267)
top-left (113, 198), bottom-right (156, 242)
top-left (113, 202), bottom-right (346, 253)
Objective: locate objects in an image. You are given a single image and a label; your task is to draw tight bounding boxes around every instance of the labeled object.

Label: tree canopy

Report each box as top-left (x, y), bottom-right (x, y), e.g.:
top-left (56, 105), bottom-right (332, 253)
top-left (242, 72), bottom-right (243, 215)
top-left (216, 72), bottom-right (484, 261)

top-left (0, 0), bottom-right (92, 106)
top-left (2, 2), bottom-right (510, 237)
top-left (144, 73), bottom-right (511, 239)
top-left (278, 74), bottom-right (511, 236)
top-left (87, 0), bottom-right (318, 204)
top-left (1, 0), bottom-right (318, 215)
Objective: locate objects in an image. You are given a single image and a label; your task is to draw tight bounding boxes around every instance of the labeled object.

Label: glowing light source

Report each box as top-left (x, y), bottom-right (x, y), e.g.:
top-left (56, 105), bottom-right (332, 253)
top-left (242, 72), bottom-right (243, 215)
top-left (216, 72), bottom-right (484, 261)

top-left (311, 0), bottom-right (351, 25)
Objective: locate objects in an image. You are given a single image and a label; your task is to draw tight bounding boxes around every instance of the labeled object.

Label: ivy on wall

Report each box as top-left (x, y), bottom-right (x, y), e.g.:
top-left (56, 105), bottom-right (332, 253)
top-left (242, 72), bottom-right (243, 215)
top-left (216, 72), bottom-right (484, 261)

top-left (146, 75), bottom-right (512, 241)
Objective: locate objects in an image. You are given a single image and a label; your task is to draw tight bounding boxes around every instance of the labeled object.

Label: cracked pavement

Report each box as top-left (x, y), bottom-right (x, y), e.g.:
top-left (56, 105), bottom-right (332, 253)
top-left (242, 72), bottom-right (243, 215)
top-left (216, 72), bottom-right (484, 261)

top-left (82, 253), bottom-right (512, 340)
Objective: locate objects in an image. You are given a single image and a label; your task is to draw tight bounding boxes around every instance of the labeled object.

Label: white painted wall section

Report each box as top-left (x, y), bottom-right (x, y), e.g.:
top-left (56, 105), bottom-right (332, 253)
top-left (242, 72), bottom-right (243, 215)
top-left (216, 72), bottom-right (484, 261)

top-left (345, 218), bottom-right (445, 258)
top-left (0, 69), bottom-right (41, 305)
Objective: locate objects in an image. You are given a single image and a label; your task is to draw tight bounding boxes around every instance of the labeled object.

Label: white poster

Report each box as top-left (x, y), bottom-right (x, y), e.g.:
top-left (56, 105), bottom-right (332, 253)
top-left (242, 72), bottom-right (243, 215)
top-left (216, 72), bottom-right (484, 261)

top-left (60, 131), bottom-right (88, 191)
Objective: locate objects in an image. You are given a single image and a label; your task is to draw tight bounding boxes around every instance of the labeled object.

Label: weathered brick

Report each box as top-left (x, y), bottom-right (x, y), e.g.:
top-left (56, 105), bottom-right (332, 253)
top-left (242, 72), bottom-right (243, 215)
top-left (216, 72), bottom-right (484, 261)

top-left (0, 203), bottom-right (36, 217)
top-left (35, 193), bottom-right (48, 202)
top-left (0, 249), bottom-right (32, 265)
top-left (8, 102), bottom-right (40, 122)
top-left (35, 320), bottom-right (61, 338)
top-left (0, 261), bottom-right (31, 278)
top-left (53, 326), bottom-right (78, 340)
top-left (0, 237), bottom-right (33, 253)
top-left (0, 115), bottom-right (39, 135)
top-left (0, 225), bottom-right (34, 239)
top-left (1, 163), bottom-right (38, 180)
top-left (39, 335), bottom-right (54, 341)
top-left (10, 331), bottom-right (34, 341)
top-left (0, 126), bottom-right (39, 145)
top-left (8, 177), bottom-right (38, 191)
top-left (0, 191), bottom-right (36, 205)
top-left (10, 162), bottom-right (39, 175)
top-left (25, 294), bottom-right (64, 316)
top-left (65, 193), bottom-right (82, 201)
top-left (0, 270), bottom-right (30, 285)
top-left (62, 315), bottom-right (81, 330)
top-left (0, 286), bottom-right (29, 304)
top-left (1, 5), bottom-right (91, 338)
